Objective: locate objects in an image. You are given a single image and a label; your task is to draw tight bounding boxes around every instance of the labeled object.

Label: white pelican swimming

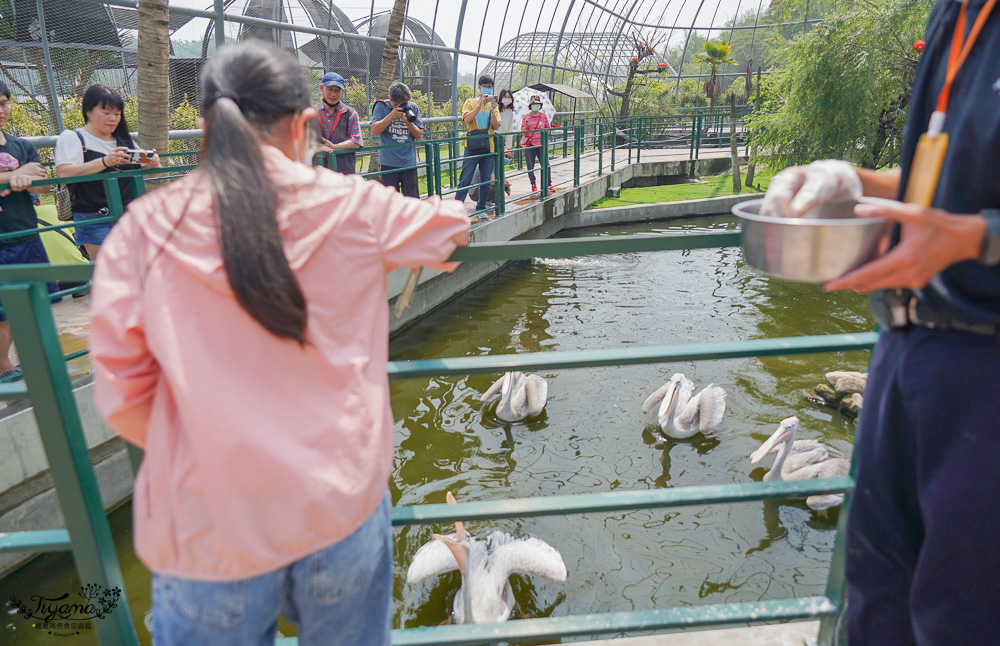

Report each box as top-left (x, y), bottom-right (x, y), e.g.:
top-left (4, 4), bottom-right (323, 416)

top-left (481, 371), bottom-right (548, 422)
top-left (642, 373), bottom-right (726, 438)
top-left (750, 416), bottom-right (850, 511)
top-left (406, 492), bottom-right (568, 624)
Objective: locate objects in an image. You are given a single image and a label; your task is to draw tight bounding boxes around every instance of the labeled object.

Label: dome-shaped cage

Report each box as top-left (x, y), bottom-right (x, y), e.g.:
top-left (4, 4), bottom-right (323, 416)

top-left (354, 12), bottom-right (453, 102)
top-left (1, 0), bottom-right (837, 134)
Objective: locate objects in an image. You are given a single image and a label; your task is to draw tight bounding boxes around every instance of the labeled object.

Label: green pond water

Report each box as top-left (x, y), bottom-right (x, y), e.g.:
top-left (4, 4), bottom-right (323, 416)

top-left (1, 215), bottom-right (873, 644)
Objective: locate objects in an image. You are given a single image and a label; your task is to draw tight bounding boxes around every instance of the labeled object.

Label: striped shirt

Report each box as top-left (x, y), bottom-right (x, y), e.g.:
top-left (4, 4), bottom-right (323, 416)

top-left (520, 112), bottom-right (550, 147)
top-left (316, 101), bottom-right (363, 175)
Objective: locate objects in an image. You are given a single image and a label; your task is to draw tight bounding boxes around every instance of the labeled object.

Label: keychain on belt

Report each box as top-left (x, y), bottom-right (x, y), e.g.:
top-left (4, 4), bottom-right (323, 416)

top-left (905, 0), bottom-right (997, 206)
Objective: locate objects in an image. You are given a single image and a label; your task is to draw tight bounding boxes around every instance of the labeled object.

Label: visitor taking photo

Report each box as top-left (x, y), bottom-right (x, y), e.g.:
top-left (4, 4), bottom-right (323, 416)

top-left (54, 84), bottom-right (161, 260)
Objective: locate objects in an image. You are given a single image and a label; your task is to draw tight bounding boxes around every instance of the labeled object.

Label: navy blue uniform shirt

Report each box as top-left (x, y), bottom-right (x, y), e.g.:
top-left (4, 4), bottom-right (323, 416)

top-left (898, 0), bottom-right (1000, 322)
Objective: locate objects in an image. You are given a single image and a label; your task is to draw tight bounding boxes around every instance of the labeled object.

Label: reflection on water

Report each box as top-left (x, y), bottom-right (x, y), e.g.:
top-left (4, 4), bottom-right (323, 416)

top-left (390, 216), bottom-right (870, 635)
top-left (0, 216), bottom-right (872, 643)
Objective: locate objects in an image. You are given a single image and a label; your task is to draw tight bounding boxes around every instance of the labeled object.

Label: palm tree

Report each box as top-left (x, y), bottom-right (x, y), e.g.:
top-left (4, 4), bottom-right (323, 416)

top-left (376, 0), bottom-right (409, 100)
top-left (369, 0), bottom-right (408, 178)
top-left (137, 0), bottom-right (170, 160)
top-left (694, 40), bottom-right (737, 112)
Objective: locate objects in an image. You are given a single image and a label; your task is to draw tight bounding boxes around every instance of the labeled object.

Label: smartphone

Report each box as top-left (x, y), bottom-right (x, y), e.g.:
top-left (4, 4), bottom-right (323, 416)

top-left (125, 148), bottom-right (154, 163)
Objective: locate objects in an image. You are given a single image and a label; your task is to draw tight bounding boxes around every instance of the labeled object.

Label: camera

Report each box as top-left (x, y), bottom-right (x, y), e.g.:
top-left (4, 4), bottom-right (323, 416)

top-left (402, 102), bottom-right (418, 123)
top-left (125, 148), bottom-right (154, 163)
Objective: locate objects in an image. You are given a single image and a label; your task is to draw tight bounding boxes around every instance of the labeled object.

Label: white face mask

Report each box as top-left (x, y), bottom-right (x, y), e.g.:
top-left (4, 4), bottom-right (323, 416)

top-left (530, 104), bottom-right (542, 112)
top-left (501, 98), bottom-right (512, 106)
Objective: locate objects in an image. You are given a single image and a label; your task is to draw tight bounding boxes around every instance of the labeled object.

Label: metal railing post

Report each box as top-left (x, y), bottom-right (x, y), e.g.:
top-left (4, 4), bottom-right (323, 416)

top-left (574, 125), bottom-right (581, 187)
top-left (424, 142), bottom-right (436, 197)
top-left (1, 280), bottom-right (140, 646)
top-left (35, 0), bottom-right (64, 133)
top-left (433, 141), bottom-right (443, 197)
top-left (494, 134), bottom-right (505, 217)
top-left (540, 129), bottom-right (550, 197)
top-left (102, 178), bottom-right (126, 223)
top-left (598, 121), bottom-right (604, 176)
top-left (611, 122), bottom-right (616, 172)
top-left (636, 118), bottom-right (642, 165)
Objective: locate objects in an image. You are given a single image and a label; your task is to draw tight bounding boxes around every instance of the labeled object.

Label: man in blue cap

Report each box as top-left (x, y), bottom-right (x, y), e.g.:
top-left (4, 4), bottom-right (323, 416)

top-left (315, 72), bottom-right (363, 175)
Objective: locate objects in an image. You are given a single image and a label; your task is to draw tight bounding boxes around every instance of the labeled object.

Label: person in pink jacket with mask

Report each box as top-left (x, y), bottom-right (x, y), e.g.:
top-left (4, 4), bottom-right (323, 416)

top-left (89, 40), bottom-right (469, 645)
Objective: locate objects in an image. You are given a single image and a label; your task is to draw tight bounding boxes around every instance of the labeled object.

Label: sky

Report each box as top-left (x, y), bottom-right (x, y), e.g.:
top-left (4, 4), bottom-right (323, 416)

top-left (167, 0), bottom-right (773, 73)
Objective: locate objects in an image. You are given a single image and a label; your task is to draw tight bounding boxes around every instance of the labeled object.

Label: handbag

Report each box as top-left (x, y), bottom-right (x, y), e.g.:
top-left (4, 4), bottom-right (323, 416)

top-left (466, 128), bottom-right (491, 156)
top-left (55, 131), bottom-right (88, 221)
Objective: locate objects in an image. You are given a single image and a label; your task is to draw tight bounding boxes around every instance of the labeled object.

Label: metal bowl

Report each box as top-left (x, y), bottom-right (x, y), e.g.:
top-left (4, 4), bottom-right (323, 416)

top-left (734, 197), bottom-right (895, 283)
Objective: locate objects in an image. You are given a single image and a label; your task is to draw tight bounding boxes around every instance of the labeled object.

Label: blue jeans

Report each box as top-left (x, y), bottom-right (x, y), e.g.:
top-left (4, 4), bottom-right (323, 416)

top-left (73, 211), bottom-right (115, 246)
top-left (846, 328), bottom-right (1000, 644)
top-left (455, 149), bottom-right (495, 212)
top-left (151, 492), bottom-right (392, 646)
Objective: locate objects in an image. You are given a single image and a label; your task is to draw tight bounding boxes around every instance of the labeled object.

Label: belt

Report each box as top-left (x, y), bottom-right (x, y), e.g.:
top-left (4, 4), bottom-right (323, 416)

top-left (870, 289), bottom-right (998, 336)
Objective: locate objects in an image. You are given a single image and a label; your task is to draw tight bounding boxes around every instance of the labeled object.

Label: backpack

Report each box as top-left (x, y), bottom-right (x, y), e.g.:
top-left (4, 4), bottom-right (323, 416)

top-left (54, 130), bottom-right (86, 222)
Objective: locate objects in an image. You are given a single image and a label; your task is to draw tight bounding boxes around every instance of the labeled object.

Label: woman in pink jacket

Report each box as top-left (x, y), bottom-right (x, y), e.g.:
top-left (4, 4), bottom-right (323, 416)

top-left (520, 95), bottom-right (551, 195)
top-left (89, 41), bottom-right (468, 645)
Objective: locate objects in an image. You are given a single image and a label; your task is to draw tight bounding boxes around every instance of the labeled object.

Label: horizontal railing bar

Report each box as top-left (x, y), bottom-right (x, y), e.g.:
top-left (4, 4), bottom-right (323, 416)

top-left (447, 231), bottom-right (740, 262)
top-left (388, 332), bottom-right (879, 379)
top-left (382, 596), bottom-right (837, 645)
top-left (0, 382), bottom-right (29, 400)
top-left (0, 264), bottom-right (95, 283)
top-left (391, 477), bottom-right (853, 526)
top-left (0, 529), bottom-right (72, 553)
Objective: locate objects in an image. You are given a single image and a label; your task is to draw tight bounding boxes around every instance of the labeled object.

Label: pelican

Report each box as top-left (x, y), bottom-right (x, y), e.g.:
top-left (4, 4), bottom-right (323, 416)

top-left (750, 416), bottom-right (850, 511)
top-left (406, 492), bottom-right (568, 624)
top-left (642, 373), bottom-right (726, 438)
top-left (481, 371), bottom-right (548, 422)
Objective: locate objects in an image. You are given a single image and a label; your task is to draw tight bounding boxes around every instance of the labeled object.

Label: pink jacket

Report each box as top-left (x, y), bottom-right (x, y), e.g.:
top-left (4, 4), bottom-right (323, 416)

top-left (520, 112), bottom-right (550, 147)
top-left (90, 146), bottom-right (469, 581)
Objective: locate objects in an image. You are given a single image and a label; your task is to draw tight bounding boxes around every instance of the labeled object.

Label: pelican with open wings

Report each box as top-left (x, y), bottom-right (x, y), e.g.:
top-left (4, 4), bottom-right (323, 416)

top-left (406, 492), bottom-right (567, 624)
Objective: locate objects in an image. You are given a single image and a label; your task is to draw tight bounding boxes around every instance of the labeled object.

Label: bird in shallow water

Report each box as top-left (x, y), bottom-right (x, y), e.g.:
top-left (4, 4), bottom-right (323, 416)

top-left (750, 416), bottom-right (851, 512)
top-left (642, 373), bottom-right (726, 439)
top-left (481, 371), bottom-right (548, 422)
top-left (406, 491), bottom-right (568, 624)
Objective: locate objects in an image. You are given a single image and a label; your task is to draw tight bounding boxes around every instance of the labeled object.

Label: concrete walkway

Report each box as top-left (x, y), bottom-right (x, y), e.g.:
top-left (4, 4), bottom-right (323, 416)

top-left (458, 144), bottom-right (746, 219)
top-left (574, 621), bottom-right (819, 645)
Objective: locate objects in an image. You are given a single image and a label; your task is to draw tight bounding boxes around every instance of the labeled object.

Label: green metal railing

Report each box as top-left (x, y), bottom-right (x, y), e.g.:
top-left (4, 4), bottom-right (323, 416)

top-left (0, 225), bottom-right (866, 645)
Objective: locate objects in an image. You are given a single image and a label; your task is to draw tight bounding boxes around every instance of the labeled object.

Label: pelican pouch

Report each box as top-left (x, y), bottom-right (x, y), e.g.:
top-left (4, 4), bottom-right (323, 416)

top-left (466, 128), bottom-right (491, 156)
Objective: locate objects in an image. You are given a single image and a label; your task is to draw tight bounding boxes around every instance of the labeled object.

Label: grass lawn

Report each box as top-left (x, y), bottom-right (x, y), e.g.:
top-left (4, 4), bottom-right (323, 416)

top-left (586, 166), bottom-right (776, 210)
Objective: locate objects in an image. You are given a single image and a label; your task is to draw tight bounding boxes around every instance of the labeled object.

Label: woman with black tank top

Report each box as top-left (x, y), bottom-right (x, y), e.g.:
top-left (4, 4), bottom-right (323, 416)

top-left (54, 85), bottom-right (161, 260)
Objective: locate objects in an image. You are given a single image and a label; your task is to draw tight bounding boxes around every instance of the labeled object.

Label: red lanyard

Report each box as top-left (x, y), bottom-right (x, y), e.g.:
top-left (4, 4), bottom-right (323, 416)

top-left (936, 0), bottom-right (997, 114)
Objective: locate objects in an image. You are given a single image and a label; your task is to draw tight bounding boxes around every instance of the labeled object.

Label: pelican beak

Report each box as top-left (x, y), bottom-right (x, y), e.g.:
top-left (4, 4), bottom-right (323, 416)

top-left (500, 372), bottom-right (512, 400)
top-left (432, 532), bottom-right (469, 574)
top-left (750, 418), bottom-right (797, 464)
top-left (657, 378), bottom-right (680, 426)
top-left (445, 491), bottom-right (465, 540)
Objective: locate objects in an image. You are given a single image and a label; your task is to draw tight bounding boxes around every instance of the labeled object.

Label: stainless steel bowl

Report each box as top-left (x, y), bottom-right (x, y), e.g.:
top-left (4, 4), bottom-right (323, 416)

top-left (734, 197), bottom-right (895, 283)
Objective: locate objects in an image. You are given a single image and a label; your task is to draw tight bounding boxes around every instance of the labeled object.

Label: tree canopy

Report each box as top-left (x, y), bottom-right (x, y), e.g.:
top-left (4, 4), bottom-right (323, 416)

top-left (748, 0), bottom-right (933, 170)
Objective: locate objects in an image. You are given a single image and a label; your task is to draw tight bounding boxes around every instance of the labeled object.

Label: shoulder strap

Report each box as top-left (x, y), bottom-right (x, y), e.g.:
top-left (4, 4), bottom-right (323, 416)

top-left (75, 129), bottom-right (87, 154)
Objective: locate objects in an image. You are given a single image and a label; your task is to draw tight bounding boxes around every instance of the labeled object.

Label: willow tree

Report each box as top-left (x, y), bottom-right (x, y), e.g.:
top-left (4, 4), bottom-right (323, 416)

top-left (748, 0), bottom-right (933, 170)
top-left (137, 0), bottom-right (170, 159)
top-left (693, 40), bottom-right (737, 112)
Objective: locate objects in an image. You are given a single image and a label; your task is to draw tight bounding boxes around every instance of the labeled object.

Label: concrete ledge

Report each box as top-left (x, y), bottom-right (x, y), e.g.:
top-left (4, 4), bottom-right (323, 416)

top-left (572, 620), bottom-right (820, 645)
top-left (564, 194), bottom-right (757, 230)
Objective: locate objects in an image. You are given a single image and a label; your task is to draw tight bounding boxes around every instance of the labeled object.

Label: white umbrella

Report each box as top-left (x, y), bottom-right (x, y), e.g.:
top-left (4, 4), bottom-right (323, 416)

top-left (512, 89), bottom-right (556, 130)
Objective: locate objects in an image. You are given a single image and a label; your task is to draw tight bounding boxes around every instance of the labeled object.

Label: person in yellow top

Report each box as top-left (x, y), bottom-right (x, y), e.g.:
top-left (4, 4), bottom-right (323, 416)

top-left (454, 75), bottom-right (501, 220)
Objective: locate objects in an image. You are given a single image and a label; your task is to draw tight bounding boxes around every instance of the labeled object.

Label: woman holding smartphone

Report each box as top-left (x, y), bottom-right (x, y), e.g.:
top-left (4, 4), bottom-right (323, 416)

top-left (54, 85), bottom-right (161, 260)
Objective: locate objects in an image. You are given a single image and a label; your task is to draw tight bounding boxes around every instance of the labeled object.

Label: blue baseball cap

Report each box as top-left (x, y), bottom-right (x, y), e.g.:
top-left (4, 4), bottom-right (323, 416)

top-left (320, 72), bottom-right (346, 89)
